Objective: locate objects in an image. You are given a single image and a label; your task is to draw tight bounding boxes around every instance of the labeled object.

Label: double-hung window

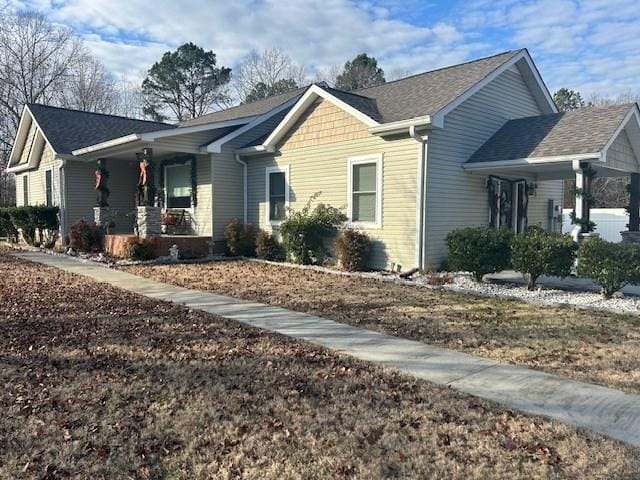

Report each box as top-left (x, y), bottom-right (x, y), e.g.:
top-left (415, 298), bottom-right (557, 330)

top-left (348, 154), bottom-right (382, 227)
top-left (265, 165), bottom-right (289, 224)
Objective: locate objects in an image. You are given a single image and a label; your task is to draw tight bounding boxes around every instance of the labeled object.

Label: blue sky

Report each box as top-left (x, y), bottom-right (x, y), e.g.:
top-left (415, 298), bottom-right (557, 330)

top-left (13, 0), bottom-right (640, 97)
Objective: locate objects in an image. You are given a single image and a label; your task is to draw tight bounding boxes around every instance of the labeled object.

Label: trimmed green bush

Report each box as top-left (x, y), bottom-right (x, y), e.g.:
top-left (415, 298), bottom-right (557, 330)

top-left (0, 209), bottom-right (17, 238)
top-left (224, 218), bottom-right (256, 256)
top-left (255, 231), bottom-right (285, 261)
top-left (335, 229), bottom-right (371, 271)
top-left (446, 226), bottom-right (513, 281)
top-left (577, 237), bottom-right (640, 299)
top-left (2, 206), bottom-right (59, 245)
top-left (69, 219), bottom-right (104, 253)
top-left (511, 227), bottom-right (577, 290)
top-left (280, 199), bottom-right (347, 265)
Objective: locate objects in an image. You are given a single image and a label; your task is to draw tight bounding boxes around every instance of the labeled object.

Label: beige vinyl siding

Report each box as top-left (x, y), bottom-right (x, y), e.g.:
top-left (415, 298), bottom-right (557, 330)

top-left (527, 180), bottom-right (565, 231)
top-left (426, 66), bottom-right (563, 266)
top-left (607, 130), bottom-right (639, 173)
top-left (15, 144), bottom-right (58, 207)
top-left (245, 99), bottom-right (418, 270)
top-left (212, 109), bottom-right (291, 240)
top-left (18, 122), bottom-right (38, 165)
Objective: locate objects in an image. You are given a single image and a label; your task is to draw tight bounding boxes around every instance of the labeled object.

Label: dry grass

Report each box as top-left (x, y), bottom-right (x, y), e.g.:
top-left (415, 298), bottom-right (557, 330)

top-left (126, 260), bottom-right (640, 395)
top-left (1, 255), bottom-right (639, 479)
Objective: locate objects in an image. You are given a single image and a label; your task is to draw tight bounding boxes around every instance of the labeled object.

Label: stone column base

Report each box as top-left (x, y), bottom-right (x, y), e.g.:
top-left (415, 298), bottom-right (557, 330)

top-left (94, 207), bottom-right (111, 227)
top-left (621, 231), bottom-right (640, 244)
top-left (137, 206), bottom-right (162, 238)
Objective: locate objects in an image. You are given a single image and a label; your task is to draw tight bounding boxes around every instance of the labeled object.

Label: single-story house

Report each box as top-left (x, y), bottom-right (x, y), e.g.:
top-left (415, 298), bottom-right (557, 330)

top-left (7, 48), bottom-right (640, 269)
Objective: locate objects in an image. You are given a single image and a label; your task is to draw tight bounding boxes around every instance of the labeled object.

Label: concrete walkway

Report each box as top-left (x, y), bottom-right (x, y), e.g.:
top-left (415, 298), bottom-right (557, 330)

top-left (14, 252), bottom-right (640, 448)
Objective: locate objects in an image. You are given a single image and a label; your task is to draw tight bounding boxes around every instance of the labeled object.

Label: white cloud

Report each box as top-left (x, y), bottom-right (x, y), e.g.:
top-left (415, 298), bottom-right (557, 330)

top-left (6, 0), bottom-right (640, 99)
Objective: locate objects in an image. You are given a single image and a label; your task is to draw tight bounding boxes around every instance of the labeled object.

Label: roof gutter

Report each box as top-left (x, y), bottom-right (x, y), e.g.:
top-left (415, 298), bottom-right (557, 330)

top-left (463, 153), bottom-right (603, 171)
top-left (71, 134), bottom-right (141, 156)
top-left (369, 116), bottom-right (432, 136)
top-left (235, 144), bottom-right (276, 157)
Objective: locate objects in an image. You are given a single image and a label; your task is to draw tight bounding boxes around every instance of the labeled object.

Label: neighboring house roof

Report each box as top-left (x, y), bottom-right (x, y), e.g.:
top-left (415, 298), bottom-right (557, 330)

top-left (180, 87), bottom-right (306, 127)
top-left (352, 50), bottom-right (523, 124)
top-left (467, 103), bottom-right (638, 163)
top-left (27, 103), bottom-right (174, 154)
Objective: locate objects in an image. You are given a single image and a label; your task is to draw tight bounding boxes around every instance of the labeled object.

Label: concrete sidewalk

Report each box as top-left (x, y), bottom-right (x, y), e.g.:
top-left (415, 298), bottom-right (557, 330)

top-left (14, 252), bottom-right (640, 448)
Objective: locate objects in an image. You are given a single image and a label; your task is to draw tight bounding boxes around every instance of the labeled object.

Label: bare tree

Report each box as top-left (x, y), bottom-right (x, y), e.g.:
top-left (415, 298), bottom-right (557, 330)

top-left (0, 11), bottom-right (82, 150)
top-left (60, 51), bottom-right (120, 114)
top-left (233, 48), bottom-right (307, 103)
top-left (314, 64), bottom-right (341, 88)
top-left (387, 68), bottom-right (412, 82)
top-left (587, 91), bottom-right (640, 107)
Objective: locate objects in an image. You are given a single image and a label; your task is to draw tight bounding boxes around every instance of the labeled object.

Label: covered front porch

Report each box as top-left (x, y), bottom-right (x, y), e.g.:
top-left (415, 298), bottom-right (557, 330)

top-left (464, 103), bottom-right (640, 242)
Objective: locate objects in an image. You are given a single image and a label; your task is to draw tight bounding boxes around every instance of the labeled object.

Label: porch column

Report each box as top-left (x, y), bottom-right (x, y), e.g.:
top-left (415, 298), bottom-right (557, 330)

top-left (136, 148), bottom-right (161, 237)
top-left (571, 161), bottom-right (592, 242)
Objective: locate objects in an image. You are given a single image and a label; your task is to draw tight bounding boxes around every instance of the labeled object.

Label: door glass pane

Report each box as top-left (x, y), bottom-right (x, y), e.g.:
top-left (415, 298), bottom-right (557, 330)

top-left (353, 163), bottom-right (376, 192)
top-left (269, 172), bottom-right (286, 221)
top-left (353, 192), bottom-right (376, 222)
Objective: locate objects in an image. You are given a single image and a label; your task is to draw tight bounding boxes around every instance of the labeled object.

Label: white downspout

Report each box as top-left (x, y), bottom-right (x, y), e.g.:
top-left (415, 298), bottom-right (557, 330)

top-left (409, 125), bottom-right (428, 271)
top-left (234, 153), bottom-right (248, 224)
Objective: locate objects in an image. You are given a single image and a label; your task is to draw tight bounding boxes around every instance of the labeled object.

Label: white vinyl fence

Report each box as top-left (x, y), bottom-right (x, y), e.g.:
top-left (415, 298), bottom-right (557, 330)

top-left (562, 208), bottom-right (628, 242)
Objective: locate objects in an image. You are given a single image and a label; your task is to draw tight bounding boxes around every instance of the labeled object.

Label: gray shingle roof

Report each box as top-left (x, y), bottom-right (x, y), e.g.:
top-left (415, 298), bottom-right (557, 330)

top-left (28, 104), bottom-right (174, 154)
top-left (353, 50), bottom-right (522, 123)
top-left (182, 50), bottom-right (522, 129)
top-left (467, 103), bottom-right (636, 163)
top-left (180, 87), bottom-right (306, 127)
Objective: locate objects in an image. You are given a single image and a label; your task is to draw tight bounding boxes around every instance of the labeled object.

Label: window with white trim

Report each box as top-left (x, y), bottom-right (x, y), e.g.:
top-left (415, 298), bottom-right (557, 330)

top-left (348, 154), bottom-right (382, 227)
top-left (265, 166), bottom-right (289, 223)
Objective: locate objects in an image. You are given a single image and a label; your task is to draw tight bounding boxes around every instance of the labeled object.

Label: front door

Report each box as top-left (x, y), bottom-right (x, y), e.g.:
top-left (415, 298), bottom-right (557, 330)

top-left (488, 176), bottom-right (528, 233)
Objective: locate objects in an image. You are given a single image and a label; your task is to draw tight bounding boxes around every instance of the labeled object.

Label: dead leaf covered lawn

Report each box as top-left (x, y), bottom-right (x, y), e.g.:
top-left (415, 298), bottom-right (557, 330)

top-left (2, 254), bottom-right (640, 479)
top-left (126, 260), bottom-right (640, 394)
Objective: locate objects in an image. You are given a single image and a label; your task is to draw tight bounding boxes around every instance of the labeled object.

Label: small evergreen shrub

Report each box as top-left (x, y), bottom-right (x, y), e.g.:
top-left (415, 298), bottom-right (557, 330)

top-left (511, 227), bottom-right (577, 290)
top-left (280, 198), bottom-right (347, 265)
top-left (335, 229), bottom-right (371, 271)
top-left (69, 219), bottom-right (104, 252)
top-left (224, 218), bottom-right (256, 256)
top-left (0, 209), bottom-right (17, 238)
top-left (577, 237), bottom-right (640, 299)
top-left (3, 206), bottom-right (59, 245)
top-left (124, 239), bottom-right (156, 261)
top-left (446, 226), bottom-right (513, 281)
top-left (255, 231), bottom-right (285, 261)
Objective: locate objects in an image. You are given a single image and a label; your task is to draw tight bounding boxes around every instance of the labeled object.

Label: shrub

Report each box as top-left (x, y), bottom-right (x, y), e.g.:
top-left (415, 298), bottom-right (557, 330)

top-left (511, 227), bottom-right (577, 290)
top-left (124, 239), bottom-right (156, 261)
top-left (335, 229), bottom-right (371, 271)
top-left (2, 206), bottom-right (59, 245)
top-left (224, 218), bottom-right (256, 257)
top-left (577, 237), bottom-right (640, 299)
top-left (0, 209), bottom-right (17, 238)
top-left (280, 198), bottom-right (347, 265)
top-left (69, 219), bottom-right (104, 252)
top-left (255, 231), bottom-right (285, 261)
top-left (446, 226), bottom-right (513, 281)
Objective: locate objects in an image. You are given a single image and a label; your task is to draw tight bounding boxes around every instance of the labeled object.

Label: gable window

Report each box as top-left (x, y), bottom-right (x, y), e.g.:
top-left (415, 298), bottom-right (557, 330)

top-left (165, 162), bottom-right (192, 208)
top-left (265, 165), bottom-right (289, 224)
top-left (45, 169), bottom-right (53, 206)
top-left (348, 154), bottom-right (382, 227)
top-left (22, 175), bottom-right (28, 206)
